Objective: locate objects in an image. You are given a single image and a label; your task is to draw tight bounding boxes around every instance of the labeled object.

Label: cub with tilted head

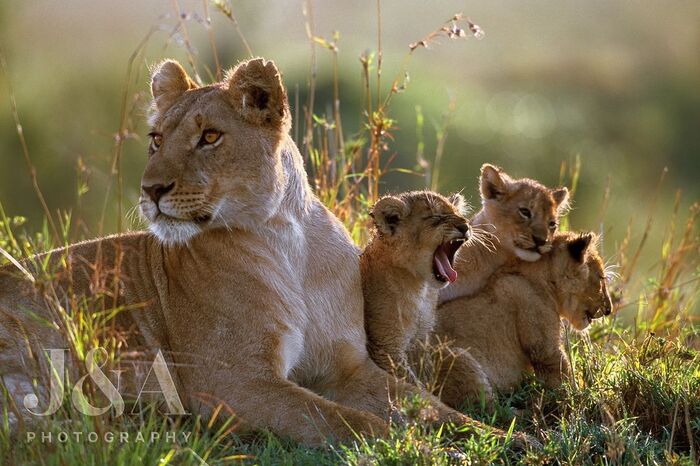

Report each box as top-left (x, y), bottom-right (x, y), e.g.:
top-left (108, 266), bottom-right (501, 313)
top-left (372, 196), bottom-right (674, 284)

top-left (361, 191), bottom-right (471, 376)
top-left (435, 231), bottom-right (614, 406)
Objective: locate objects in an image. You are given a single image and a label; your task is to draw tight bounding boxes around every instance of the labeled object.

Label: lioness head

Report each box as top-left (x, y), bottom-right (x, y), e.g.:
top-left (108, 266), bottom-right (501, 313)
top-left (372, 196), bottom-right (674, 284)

top-left (478, 164), bottom-right (569, 262)
top-left (550, 232), bottom-right (613, 330)
top-left (140, 58), bottom-right (292, 245)
top-left (370, 191), bottom-right (471, 287)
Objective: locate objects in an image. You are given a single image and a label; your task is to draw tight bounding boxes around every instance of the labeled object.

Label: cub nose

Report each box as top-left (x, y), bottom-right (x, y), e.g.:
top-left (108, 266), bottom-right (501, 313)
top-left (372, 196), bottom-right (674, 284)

top-left (532, 235), bottom-right (547, 247)
top-left (142, 182), bottom-right (175, 204)
top-left (457, 223), bottom-right (471, 239)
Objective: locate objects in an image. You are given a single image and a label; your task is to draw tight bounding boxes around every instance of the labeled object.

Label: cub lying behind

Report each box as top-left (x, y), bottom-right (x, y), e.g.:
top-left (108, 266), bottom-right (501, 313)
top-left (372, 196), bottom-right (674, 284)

top-left (361, 191), bottom-right (472, 376)
top-left (439, 164), bottom-right (570, 303)
top-left (435, 231), bottom-right (613, 400)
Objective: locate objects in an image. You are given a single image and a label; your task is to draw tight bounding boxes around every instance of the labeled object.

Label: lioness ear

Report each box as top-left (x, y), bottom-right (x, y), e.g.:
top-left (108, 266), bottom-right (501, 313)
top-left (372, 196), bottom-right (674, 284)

top-left (370, 196), bottom-right (408, 236)
top-left (480, 164), bottom-right (511, 200)
top-left (551, 187), bottom-right (570, 213)
top-left (448, 193), bottom-right (469, 216)
top-left (226, 58), bottom-right (291, 133)
top-left (151, 60), bottom-right (198, 114)
top-left (567, 233), bottom-right (594, 263)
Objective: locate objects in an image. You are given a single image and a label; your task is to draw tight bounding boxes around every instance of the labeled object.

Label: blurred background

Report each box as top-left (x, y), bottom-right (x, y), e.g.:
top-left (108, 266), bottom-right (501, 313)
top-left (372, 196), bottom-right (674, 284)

top-left (0, 0), bottom-right (698, 276)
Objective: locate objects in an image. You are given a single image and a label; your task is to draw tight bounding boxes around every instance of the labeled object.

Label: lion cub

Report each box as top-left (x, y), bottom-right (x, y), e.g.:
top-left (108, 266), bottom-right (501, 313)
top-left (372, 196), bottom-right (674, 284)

top-left (436, 231), bottom-right (613, 400)
top-left (439, 164), bottom-right (570, 303)
top-left (361, 191), bottom-right (471, 376)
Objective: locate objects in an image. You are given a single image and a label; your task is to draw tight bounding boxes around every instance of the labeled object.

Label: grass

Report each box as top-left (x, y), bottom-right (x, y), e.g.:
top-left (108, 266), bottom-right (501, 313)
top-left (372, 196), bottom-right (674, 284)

top-left (1, 1), bottom-right (699, 464)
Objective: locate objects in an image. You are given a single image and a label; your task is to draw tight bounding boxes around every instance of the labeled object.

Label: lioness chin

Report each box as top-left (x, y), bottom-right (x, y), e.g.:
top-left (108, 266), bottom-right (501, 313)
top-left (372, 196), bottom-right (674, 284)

top-left (0, 58), bottom-right (519, 447)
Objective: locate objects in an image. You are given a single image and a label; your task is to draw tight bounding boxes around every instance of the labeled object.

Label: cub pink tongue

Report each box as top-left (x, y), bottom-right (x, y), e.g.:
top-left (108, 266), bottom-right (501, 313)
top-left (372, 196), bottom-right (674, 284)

top-left (434, 246), bottom-right (458, 283)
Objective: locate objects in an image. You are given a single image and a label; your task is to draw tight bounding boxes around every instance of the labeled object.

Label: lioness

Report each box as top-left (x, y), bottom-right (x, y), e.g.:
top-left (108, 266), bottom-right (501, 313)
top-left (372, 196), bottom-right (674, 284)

top-left (439, 163), bottom-right (570, 303)
top-left (0, 58), bottom-right (501, 446)
top-left (436, 231), bottom-right (613, 401)
top-left (361, 191), bottom-right (471, 374)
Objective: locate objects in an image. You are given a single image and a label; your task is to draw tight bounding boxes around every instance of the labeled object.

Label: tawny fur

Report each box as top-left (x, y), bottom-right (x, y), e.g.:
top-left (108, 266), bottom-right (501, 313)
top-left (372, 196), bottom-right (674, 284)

top-left (361, 191), bottom-right (469, 375)
top-left (0, 58), bottom-right (510, 446)
top-left (435, 232), bottom-right (613, 405)
top-left (439, 164), bottom-right (570, 304)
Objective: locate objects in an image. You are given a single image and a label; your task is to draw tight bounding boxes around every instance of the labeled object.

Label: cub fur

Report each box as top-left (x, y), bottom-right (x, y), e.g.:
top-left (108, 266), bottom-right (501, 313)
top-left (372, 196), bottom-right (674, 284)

top-left (435, 231), bottom-right (613, 403)
top-left (439, 164), bottom-right (569, 303)
top-left (361, 191), bottom-right (471, 374)
top-left (0, 58), bottom-right (493, 445)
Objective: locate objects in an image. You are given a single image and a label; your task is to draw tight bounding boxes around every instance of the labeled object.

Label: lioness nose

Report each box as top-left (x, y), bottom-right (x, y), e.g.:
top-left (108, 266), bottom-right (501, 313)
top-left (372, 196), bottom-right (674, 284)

top-left (533, 235), bottom-right (547, 247)
top-left (142, 182), bottom-right (175, 204)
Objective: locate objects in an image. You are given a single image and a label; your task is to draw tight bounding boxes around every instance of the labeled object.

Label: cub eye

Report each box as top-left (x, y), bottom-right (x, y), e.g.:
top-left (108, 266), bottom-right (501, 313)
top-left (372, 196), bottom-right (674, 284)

top-left (149, 133), bottom-right (162, 150)
top-left (200, 129), bottom-right (222, 146)
top-left (518, 207), bottom-right (531, 219)
top-left (549, 221), bottom-right (558, 230)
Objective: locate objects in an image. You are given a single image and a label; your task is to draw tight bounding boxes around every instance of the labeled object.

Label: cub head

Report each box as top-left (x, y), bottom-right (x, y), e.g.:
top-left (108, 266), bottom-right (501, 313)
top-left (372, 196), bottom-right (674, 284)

top-left (140, 58), bottom-right (292, 245)
top-left (478, 164), bottom-right (569, 262)
top-left (550, 232), bottom-right (614, 330)
top-left (370, 191), bottom-right (471, 287)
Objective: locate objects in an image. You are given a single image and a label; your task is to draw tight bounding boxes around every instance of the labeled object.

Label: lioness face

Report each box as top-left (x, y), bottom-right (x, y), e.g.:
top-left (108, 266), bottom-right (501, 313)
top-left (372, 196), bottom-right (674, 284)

top-left (140, 59), bottom-right (291, 245)
top-left (555, 233), bottom-right (614, 330)
top-left (478, 164), bottom-right (569, 262)
top-left (371, 191), bottom-right (471, 287)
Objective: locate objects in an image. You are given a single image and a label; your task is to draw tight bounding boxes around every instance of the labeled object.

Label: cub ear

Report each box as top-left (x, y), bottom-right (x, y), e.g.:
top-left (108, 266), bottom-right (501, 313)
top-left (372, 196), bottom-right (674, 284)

top-left (480, 164), bottom-right (512, 200)
top-left (551, 187), bottom-right (570, 213)
top-left (150, 60), bottom-right (198, 114)
top-left (567, 232), bottom-right (594, 263)
top-left (370, 196), bottom-right (408, 236)
top-left (448, 193), bottom-right (469, 216)
top-left (226, 58), bottom-right (291, 133)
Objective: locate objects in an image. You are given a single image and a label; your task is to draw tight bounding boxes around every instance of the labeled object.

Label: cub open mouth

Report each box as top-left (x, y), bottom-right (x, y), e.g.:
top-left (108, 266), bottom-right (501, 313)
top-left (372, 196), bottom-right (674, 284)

top-left (433, 239), bottom-right (465, 283)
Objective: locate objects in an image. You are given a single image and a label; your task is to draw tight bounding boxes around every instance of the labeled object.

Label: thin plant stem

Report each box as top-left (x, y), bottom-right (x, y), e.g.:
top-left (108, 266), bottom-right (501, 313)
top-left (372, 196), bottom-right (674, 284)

top-left (0, 49), bottom-right (60, 245)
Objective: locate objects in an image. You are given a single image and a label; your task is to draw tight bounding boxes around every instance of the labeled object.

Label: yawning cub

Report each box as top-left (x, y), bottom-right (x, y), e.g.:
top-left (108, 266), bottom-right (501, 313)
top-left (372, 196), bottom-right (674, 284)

top-left (361, 191), bottom-right (471, 375)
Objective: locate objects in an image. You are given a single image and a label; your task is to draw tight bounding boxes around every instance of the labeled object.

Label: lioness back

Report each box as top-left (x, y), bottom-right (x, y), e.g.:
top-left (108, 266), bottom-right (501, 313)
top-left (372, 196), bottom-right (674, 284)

top-left (0, 232), bottom-right (173, 426)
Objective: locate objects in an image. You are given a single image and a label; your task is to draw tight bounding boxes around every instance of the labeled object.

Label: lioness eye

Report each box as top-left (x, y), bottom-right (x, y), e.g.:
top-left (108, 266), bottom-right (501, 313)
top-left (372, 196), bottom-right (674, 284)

top-left (549, 221), bottom-right (558, 230)
top-left (200, 129), bottom-right (222, 146)
top-left (148, 132), bottom-right (162, 151)
top-left (518, 207), bottom-right (531, 219)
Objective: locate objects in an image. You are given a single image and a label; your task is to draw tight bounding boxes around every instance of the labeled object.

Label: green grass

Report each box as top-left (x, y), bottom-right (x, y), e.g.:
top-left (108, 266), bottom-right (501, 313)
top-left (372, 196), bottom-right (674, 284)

top-left (1, 1), bottom-right (699, 464)
top-left (2, 325), bottom-right (698, 464)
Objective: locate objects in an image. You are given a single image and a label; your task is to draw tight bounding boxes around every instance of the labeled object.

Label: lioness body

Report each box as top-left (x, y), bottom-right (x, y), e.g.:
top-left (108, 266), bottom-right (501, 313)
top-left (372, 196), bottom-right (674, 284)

top-left (0, 59), bottom-right (491, 446)
top-left (0, 141), bottom-right (389, 442)
top-left (436, 232), bottom-right (613, 395)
